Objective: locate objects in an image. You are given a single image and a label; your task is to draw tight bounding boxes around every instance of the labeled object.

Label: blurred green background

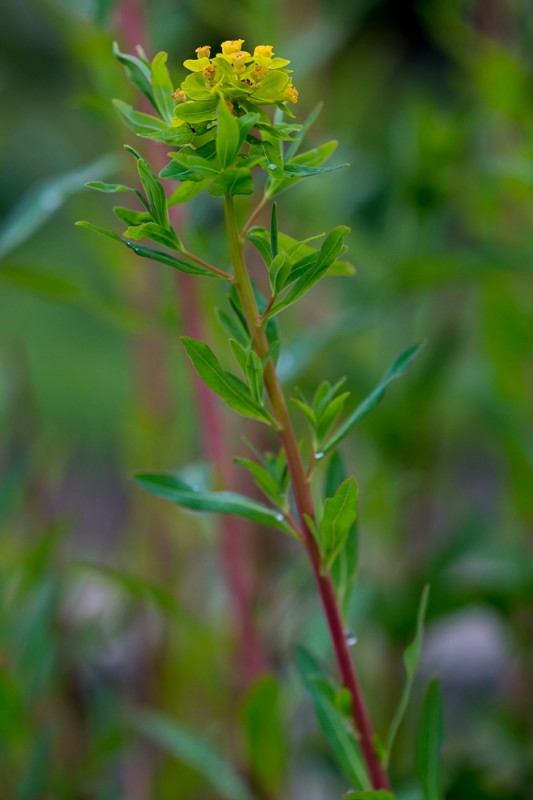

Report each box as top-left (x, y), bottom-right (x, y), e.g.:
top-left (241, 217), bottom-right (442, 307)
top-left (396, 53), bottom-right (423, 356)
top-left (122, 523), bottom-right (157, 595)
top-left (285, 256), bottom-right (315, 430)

top-left (1, 1), bottom-right (532, 798)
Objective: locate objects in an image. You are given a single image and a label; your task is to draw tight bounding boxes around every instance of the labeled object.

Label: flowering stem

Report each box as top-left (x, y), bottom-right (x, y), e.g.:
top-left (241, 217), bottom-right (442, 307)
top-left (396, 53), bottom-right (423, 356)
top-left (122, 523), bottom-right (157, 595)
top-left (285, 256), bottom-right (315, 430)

top-left (224, 196), bottom-right (390, 791)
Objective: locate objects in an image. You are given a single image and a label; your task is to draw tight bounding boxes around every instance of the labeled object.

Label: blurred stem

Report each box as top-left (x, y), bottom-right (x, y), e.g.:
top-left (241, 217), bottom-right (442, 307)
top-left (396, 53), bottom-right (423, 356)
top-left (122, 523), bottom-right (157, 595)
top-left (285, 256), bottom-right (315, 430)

top-left (224, 195), bottom-right (390, 792)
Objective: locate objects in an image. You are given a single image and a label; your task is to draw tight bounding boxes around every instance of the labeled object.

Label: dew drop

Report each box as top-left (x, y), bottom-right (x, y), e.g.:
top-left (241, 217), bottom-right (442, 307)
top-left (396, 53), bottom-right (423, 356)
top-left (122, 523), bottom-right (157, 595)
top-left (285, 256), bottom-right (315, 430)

top-left (344, 628), bottom-right (357, 647)
top-left (191, 485), bottom-right (200, 492)
top-left (315, 451), bottom-right (325, 461)
top-left (267, 163), bottom-right (277, 170)
top-left (275, 513), bottom-right (284, 522)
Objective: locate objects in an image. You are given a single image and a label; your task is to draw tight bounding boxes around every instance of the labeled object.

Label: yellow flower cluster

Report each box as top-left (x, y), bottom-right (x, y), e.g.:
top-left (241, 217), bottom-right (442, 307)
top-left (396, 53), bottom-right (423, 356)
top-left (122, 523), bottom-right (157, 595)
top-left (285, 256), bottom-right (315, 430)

top-left (175, 39), bottom-right (298, 112)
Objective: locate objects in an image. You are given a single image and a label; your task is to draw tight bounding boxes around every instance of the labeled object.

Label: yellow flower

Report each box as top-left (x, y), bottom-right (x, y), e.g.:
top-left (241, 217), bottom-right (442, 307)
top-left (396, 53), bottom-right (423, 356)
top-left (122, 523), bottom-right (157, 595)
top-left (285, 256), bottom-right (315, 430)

top-left (254, 45), bottom-right (274, 59)
top-left (286, 83), bottom-right (299, 104)
top-left (221, 39), bottom-right (245, 56)
top-left (172, 88), bottom-right (187, 103)
top-left (227, 50), bottom-right (251, 70)
top-left (195, 45), bottom-right (211, 59)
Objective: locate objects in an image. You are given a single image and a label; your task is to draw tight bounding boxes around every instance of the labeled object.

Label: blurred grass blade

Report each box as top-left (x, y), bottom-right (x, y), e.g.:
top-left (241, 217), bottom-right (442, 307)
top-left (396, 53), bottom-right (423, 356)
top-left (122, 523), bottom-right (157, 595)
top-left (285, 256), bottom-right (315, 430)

top-left (344, 792), bottom-right (396, 799)
top-left (134, 710), bottom-right (255, 800)
top-left (417, 679), bottom-right (444, 800)
top-left (323, 342), bottom-right (423, 454)
top-left (0, 154), bottom-right (118, 259)
top-left (384, 585), bottom-right (430, 766)
top-left (241, 676), bottom-right (288, 795)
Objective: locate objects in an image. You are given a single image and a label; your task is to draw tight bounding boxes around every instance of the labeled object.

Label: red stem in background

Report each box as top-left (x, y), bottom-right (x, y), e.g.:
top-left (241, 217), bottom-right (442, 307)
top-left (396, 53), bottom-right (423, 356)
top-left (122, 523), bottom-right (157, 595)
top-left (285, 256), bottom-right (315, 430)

top-left (116, 0), bottom-right (266, 684)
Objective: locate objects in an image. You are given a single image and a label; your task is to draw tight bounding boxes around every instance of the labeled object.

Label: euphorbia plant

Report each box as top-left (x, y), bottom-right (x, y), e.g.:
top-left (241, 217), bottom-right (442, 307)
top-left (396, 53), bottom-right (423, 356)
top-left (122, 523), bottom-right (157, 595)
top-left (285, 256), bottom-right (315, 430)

top-left (79, 38), bottom-right (441, 797)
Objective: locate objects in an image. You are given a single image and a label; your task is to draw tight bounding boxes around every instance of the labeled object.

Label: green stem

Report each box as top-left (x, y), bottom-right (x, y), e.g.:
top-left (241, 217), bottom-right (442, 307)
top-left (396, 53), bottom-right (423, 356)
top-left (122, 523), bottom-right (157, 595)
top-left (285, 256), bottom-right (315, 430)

top-left (224, 196), bottom-right (390, 792)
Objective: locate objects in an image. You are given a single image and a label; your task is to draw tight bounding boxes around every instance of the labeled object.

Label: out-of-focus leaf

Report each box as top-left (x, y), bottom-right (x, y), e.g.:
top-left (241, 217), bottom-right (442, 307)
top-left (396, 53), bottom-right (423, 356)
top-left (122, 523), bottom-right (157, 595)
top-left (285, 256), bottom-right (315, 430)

top-left (0, 155), bottom-right (117, 259)
top-left (241, 676), bottom-right (288, 795)
top-left (73, 562), bottom-right (180, 616)
top-left (322, 342), bottom-right (424, 454)
top-left (344, 791), bottom-right (396, 799)
top-left (133, 710), bottom-right (255, 800)
top-left (416, 679), bottom-right (444, 800)
top-left (384, 585), bottom-right (430, 766)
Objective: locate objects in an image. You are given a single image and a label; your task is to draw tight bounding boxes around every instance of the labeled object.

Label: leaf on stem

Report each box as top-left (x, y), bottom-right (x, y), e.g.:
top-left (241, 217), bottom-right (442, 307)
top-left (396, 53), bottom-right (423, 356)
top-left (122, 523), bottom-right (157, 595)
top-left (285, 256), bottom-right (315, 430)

top-left (318, 478), bottom-right (358, 573)
top-left (325, 452), bottom-right (359, 617)
top-left (134, 473), bottom-right (293, 535)
top-left (216, 97), bottom-right (241, 168)
top-left (150, 51), bottom-right (175, 124)
top-left (75, 222), bottom-right (220, 277)
top-left (181, 337), bottom-right (272, 423)
top-left (209, 168), bottom-right (254, 197)
top-left (322, 342), bottom-right (424, 454)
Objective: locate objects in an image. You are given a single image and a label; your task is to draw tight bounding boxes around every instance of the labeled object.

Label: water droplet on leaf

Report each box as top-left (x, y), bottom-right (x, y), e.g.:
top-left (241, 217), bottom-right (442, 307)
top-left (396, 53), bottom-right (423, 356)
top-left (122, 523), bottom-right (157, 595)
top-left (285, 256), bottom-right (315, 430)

top-left (344, 628), bottom-right (357, 647)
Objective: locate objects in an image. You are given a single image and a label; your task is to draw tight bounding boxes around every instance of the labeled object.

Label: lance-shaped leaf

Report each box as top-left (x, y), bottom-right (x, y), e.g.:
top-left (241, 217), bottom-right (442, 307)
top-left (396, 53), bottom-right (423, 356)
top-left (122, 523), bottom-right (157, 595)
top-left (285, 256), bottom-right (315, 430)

top-left (246, 349), bottom-right (264, 404)
top-left (161, 151), bottom-right (221, 182)
top-left (113, 42), bottom-right (155, 106)
top-left (137, 158), bottom-right (169, 228)
top-left (135, 473), bottom-right (292, 535)
top-left (267, 226), bottom-right (350, 318)
top-left (168, 179), bottom-right (210, 205)
top-left (383, 585), bottom-right (430, 766)
top-left (122, 222), bottom-right (183, 251)
top-left (417, 679), bottom-right (444, 800)
top-left (325, 452), bottom-right (359, 618)
top-left (75, 222), bottom-right (220, 278)
top-left (322, 342), bottom-right (424, 455)
top-left (182, 337), bottom-right (273, 424)
top-left (266, 139), bottom-right (341, 198)
top-left (151, 51), bottom-right (174, 124)
top-left (297, 647), bottom-right (371, 791)
top-left (318, 478), bottom-right (358, 573)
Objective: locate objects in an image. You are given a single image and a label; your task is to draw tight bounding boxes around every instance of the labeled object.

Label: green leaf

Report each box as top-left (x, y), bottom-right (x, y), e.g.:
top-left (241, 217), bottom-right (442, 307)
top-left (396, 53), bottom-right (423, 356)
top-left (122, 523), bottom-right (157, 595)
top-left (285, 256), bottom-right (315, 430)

top-left (241, 676), bottom-right (288, 795)
top-left (267, 226), bottom-right (350, 317)
top-left (319, 478), bottom-right (358, 572)
top-left (326, 453), bottom-right (359, 618)
top-left (168, 179), bottom-right (210, 205)
top-left (322, 342), bottom-right (424, 454)
top-left (416, 680), bottom-right (444, 800)
top-left (229, 338), bottom-right (249, 375)
top-left (113, 99), bottom-right (169, 137)
top-left (113, 41), bottom-right (155, 106)
top-left (238, 112), bottom-right (260, 148)
top-left (85, 181), bottom-right (135, 193)
top-left (283, 162), bottom-right (348, 177)
top-left (270, 202), bottom-right (279, 258)
top-left (266, 139), bottom-right (340, 198)
top-left (216, 98), bottom-right (241, 168)
top-left (209, 168), bottom-right (254, 197)
top-left (123, 222), bottom-right (182, 251)
top-left (181, 337), bottom-right (272, 423)
top-left (151, 51), bottom-right (174, 124)
top-left (246, 350), bottom-right (264, 404)
top-left (344, 792), bottom-right (396, 799)
top-left (384, 585), bottom-right (430, 766)
top-left (234, 457), bottom-right (283, 507)
top-left (285, 101), bottom-right (323, 159)
top-left (135, 473), bottom-right (292, 534)
top-left (134, 710), bottom-right (254, 800)
top-left (173, 97), bottom-right (218, 124)
top-left (317, 392), bottom-right (350, 445)
top-left (297, 648), bottom-right (371, 791)
top-left (75, 222), bottom-right (218, 277)
top-left (113, 206), bottom-right (152, 226)
top-left (269, 252), bottom-right (291, 295)
top-left (162, 151), bottom-right (221, 182)
top-left (137, 158), bottom-right (169, 227)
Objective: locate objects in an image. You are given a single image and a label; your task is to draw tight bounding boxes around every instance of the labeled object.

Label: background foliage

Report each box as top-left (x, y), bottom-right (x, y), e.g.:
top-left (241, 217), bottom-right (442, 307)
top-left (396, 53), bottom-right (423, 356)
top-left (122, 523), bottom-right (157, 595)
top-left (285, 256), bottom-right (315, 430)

top-left (1, 0), bottom-right (532, 797)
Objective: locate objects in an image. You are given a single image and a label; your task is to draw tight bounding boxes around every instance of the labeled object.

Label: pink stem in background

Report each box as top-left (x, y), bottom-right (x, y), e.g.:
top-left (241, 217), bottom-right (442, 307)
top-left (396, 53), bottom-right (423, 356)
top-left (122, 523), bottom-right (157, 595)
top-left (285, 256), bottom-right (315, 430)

top-left (116, 0), bottom-right (266, 685)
